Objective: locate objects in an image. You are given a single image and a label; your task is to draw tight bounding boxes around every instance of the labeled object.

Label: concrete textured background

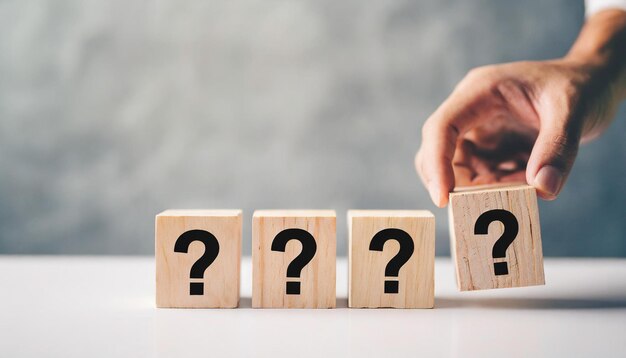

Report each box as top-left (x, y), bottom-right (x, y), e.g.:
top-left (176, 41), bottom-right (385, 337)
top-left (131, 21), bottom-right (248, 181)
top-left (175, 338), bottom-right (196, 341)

top-left (1, 0), bottom-right (625, 256)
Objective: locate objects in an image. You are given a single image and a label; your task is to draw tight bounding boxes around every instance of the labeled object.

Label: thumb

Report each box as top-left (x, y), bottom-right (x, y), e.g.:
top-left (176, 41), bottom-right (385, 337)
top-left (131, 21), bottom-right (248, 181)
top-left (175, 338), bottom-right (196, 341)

top-left (526, 104), bottom-right (581, 200)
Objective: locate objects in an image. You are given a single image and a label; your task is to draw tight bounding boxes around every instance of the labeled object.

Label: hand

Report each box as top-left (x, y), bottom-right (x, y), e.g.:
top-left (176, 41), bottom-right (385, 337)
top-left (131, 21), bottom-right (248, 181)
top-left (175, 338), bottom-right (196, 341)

top-left (415, 10), bottom-right (626, 207)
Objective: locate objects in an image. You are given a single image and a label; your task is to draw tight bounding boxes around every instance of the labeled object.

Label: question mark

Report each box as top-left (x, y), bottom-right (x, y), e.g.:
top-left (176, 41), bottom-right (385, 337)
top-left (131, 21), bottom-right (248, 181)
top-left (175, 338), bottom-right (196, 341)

top-left (474, 209), bottom-right (519, 276)
top-left (174, 229), bottom-right (220, 295)
top-left (369, 228), bottom-right (415, 294)
top-left (271, 228), bottom-right (317, 295)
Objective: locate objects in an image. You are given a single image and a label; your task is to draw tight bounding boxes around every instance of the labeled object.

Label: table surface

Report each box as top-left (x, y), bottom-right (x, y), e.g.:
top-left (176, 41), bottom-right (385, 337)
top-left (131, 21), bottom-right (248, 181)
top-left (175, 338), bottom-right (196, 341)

top-left (1, 256), bottom-right (625, 358)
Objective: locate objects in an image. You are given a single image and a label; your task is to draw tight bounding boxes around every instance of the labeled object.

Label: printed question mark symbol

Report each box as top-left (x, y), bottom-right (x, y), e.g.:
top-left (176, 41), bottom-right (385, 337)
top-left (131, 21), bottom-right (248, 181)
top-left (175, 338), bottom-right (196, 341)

top-left (369, 228), bottom-right (415, 294)
top-left (474, 209), bottom-right (519, 276)
top-left (271, 228), bottom-right (317, 295)
top-left (174, 229), bottom-right (220, 295)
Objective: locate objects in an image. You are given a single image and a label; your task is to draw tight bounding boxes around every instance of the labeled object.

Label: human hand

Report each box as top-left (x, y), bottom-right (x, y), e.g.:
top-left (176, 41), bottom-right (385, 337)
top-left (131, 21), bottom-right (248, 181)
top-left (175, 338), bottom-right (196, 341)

top-left (415, 10), bottom-right (626, 207)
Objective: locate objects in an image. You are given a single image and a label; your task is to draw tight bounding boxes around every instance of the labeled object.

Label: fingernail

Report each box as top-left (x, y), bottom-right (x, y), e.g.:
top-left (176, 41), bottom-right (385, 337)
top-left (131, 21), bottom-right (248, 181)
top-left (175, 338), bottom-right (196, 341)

top-left (429, 186), bottom-right (441, 207)
top-left (533, 165), bottom-right (563, 198)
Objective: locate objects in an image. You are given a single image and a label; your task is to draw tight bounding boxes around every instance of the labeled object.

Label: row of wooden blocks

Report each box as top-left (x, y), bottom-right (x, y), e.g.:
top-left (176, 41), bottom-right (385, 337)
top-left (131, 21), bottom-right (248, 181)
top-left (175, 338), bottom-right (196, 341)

top-left (156, 185), bottom-right (545, 308)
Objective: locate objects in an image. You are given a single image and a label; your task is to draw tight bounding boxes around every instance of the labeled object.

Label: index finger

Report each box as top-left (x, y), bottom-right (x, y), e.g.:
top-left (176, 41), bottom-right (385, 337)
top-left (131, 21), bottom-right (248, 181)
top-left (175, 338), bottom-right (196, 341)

top-left (417, 76), bottom-right (503, 207)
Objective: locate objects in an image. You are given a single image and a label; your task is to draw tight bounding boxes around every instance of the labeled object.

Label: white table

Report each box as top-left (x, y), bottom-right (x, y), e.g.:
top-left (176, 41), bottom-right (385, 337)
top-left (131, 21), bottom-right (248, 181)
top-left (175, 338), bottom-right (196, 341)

top-left (1, 256), bottom-right (625, 357)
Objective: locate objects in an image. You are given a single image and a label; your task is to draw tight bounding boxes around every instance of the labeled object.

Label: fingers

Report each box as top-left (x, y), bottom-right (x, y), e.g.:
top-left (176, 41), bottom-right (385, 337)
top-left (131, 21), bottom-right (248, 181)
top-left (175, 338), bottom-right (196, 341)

top-left (452, 139), bottom-right (479, 187)
top-left (416, 69), bottom-right (503, 207)
top-left (416, 119), bottom-right (458, 207)
top-left (526, 97), bottom-right (581, 200)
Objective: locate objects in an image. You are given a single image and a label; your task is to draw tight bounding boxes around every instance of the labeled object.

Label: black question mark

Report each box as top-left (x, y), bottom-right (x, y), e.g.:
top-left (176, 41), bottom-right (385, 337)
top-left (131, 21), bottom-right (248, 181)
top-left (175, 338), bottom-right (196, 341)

top-left (474, 209), bottom-right (519, 276)
top-left (271, 228), bottom-right (317, 295)
top-left (369, 228), bottom-right (415, 294)
top-left (174, 230), bottom-right (220, 295)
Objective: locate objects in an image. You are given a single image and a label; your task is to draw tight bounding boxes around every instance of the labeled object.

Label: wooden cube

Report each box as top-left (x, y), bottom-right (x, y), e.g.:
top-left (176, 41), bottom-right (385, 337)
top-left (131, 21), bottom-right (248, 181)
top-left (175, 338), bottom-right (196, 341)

top-left (449, 184), bottom-right (545, 291)
top-left (155, 210), bottom-right (242, 308)
top-left (348, 210), bottom-right (435, 308)
top-left (252, 210), bottom-right (336, 308)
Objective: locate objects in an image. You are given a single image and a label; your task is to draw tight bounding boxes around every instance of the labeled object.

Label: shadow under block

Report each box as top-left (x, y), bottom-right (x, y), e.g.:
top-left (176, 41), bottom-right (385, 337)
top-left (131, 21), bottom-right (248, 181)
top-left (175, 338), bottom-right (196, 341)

top-left (155, 210), bottom-right (242, 308)
top-left (449, 185), bottom-right (545, 291)
top-left (348, 210), bottom-right (435, 308)
top-left (252, 210), bottom-right (336, 308)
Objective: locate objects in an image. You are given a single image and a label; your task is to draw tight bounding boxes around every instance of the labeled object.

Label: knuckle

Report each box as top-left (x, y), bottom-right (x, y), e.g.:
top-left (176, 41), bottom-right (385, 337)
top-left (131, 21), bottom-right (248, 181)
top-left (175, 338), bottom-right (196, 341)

top-left (458, 66), bottom-right (501, 96)
top-left (466, 65), bottom-right (496, 80)
top-left (466, 67), bottom-right (484, 79)
top-left (550, 134), bottom-right (570, 154)
top-left (547, 133), bottom-right (579, 164)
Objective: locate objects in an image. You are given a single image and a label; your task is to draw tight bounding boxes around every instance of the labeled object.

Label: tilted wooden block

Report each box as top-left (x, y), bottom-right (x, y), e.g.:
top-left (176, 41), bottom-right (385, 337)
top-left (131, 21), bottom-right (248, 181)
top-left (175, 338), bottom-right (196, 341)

top-left (155, 210), bottom-right (242, 308)
top-left (348, 210), bottom-right (435, 308)
top-left (449, 184), bottom-right (545, 291)
top-left (252, 210), bottom-right (336, 308)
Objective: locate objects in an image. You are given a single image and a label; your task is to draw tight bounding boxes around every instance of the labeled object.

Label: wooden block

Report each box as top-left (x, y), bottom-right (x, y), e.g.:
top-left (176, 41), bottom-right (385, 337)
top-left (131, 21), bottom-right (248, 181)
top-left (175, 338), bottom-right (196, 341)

top-left (155, 209), bottom-right (242, 308)
top-left (348, 210), bottom-right (435, 308)
top-left (449, 184), bottom-right (545, 291)
top-left (252, 210), bottom-right (336, 308)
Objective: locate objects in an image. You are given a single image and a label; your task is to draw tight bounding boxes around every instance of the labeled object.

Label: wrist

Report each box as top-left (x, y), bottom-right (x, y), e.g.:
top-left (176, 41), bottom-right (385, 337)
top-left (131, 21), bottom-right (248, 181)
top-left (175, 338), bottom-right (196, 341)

top-left (566, 9), bottom-right (626, 100)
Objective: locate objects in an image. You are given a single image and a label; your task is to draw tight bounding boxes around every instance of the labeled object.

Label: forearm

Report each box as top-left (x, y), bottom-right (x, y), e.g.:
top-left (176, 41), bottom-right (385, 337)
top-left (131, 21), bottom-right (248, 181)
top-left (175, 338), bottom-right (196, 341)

top-left (567, 9), bottom-right (626, 100)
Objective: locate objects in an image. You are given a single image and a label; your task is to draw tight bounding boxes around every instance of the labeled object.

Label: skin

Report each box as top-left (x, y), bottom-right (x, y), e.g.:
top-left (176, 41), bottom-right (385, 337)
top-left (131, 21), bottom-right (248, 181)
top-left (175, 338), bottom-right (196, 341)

top-left (415, 9), bottom-right (626, 207)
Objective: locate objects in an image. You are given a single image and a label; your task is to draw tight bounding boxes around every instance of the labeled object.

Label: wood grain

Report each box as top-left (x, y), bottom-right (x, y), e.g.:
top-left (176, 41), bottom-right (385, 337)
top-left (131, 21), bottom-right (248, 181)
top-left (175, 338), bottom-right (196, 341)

top-left (155, 209), bottom-right (242, 308)
top-left (348, 210), bottom-right (435, 308)
top-left (252, 210), bottom-right (336, 308)
top-left (448, 185), bottom-right (545, 291)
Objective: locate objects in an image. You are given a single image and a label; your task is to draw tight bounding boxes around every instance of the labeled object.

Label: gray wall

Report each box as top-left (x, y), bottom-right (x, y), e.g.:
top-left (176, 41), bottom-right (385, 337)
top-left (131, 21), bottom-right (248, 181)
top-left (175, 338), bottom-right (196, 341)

top-left (1, 0), bottom-right (625, 256)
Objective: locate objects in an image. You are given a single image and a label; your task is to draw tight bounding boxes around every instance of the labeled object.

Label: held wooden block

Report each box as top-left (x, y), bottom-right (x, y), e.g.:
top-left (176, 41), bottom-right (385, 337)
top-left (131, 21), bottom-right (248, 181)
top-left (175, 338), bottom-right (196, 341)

top-left (155, 210), bottom-right (242, 308)
top-left (449, 184), bottom-right (545, 291)
top-left (252, 210), bottom-right (336, 308)
top-left (348, 210), bottom-right (435, 308)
